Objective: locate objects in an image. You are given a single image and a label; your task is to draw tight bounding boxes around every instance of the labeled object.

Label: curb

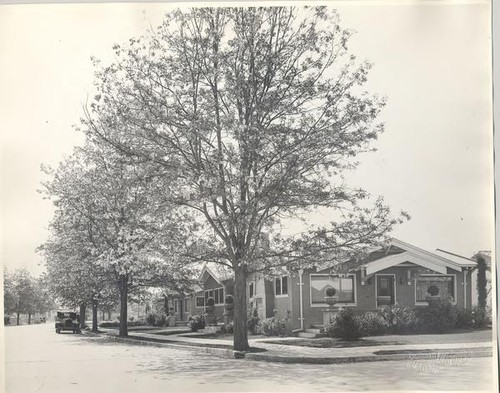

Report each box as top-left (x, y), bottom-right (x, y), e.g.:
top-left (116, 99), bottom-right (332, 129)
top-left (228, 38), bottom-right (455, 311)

top-left (82, 331), bottom-right (492, 364)
top-left (82, 330), bottom-right (244, 359)
top-left (245, 349), bottom-right (493, 364)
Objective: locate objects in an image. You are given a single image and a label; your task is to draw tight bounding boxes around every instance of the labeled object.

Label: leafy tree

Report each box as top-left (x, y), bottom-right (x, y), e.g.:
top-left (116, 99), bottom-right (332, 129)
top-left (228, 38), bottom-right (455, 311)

top-left (41, 142), bottom-right (194, 336)
top-left (84, 7), bottom-right (408, 350)
top-left (3, 269), bottom-right (18, 324)
top-left (7, 269), bottom-right (39, 325)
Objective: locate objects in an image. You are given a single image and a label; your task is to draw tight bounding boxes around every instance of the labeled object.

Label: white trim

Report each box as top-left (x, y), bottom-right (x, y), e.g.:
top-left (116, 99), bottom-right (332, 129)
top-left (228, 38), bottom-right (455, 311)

top-left (366, 251), bottom-right (449, 275)
top-left (414, 274), bottom-right (457, 306)
top-left (274, 276), bottom-right (289, 297)
top-left (391, 239), bottom-right (473, 270)
top-left (309, 273), bottom-right (357, 307)
top-left (375, 274), bottom-right (397, 308)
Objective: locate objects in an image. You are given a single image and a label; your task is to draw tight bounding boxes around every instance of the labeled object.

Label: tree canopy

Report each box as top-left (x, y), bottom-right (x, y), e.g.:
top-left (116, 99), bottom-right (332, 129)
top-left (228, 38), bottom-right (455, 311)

top-left (82, 6), bottom-right (408, 350)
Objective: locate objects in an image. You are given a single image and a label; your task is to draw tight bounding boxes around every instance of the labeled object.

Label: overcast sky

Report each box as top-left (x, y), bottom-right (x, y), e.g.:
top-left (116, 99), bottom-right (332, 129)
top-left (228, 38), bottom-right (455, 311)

top-left (0, 1), bottom-right (493, 276)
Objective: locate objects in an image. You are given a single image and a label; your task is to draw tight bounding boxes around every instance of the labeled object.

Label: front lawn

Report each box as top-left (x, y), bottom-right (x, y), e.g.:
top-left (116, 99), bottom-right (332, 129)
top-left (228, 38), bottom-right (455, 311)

top-left (263, 329), bottom-right (492, 349)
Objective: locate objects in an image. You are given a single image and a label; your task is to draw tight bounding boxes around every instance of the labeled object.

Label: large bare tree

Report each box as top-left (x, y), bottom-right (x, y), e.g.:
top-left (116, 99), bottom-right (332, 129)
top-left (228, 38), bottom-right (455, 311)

top-left (84, 7), bottom-right (408, 350)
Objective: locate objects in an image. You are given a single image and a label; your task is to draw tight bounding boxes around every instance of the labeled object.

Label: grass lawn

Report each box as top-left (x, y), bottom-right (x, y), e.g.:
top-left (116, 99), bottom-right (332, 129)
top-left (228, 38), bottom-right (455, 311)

top-left (263, 329), bottom-right (492, 349)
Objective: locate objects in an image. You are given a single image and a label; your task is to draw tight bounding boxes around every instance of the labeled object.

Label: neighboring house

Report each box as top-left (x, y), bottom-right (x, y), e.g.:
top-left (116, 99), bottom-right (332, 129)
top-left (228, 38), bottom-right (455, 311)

top-left (188, 265), bottom-right (235, 324)
top-left (470, 251), bottom-right (493, 308)
top-left (186, 239), bottom-right (477, 331)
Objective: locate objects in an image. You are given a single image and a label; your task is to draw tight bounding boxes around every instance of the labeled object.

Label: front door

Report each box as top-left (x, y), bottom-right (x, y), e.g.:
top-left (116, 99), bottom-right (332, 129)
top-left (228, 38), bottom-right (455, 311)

top-left (376, 275), bottom-right (395, 307)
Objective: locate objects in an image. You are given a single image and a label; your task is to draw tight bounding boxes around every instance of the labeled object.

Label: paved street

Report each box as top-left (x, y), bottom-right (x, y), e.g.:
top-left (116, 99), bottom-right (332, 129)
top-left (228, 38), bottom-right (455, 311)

top-left (5, 324), bottom-right (495, 392)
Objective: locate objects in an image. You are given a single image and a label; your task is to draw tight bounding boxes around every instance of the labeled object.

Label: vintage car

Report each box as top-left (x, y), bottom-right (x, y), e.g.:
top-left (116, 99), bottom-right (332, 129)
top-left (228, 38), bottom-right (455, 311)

top-left (55, 311), bottom-right (81, 334)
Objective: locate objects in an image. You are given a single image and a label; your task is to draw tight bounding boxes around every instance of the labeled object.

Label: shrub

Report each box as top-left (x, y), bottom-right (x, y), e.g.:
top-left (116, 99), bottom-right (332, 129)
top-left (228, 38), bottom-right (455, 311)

top-left (259, 316), bottom-right (290, 337)
top-left (188, 314), bottom-right (205, 332)
top-left (220, 321), bottom-right (234, 334)
top-left (325, 287), bottom-right (337, 297)
top-left (4, 316), bottom-right (11, 325)
top-left (471, 306), bottom-right (491, 328)
top-left (416, 299), bottom-right (457, 333)
top-left (355, 312), bottom-right (388, 336)
top-left (224, 294), bottom-right (234, 304)
top-left (145, 312), bottom-right (155, 326)
top-left (206, 297), bottom-right (215, 307)
top-left (325, 308), bottom-right (362, 341)
top-left (427, 285), bottom-right (440, 296)
top-left (378, 305), bottom-right (417, 334)
top-left (145, 312), bottom-right (168, 327)
top-left (247, 307), bottom-right (260, 334)
top-left (154, 312), bottom-right (167, 327)
top-left (455, 307), bottom-right (475, 329)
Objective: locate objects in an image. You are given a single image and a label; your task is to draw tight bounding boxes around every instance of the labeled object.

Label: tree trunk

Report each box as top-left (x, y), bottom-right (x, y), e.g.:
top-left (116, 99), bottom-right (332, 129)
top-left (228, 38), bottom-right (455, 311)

top-left (79, 303), bottom-right (87, 329)
top-left (108, 311), bottom-right (112, 321)
top-left (16, 312), bottom-right (20, 325)
top-left (118, 275), bottom-right (128, 337)
top-left (28, 313), bottom-right (31, 325)
top-left (233, 266), bottom-right (249, 351)
top-left (92, 300), bottom-right (99, 332)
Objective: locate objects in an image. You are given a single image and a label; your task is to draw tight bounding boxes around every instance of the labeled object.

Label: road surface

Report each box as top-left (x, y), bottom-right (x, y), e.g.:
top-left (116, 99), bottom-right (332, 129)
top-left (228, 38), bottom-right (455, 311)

top-left (4, 323), bottom-right (496, 392)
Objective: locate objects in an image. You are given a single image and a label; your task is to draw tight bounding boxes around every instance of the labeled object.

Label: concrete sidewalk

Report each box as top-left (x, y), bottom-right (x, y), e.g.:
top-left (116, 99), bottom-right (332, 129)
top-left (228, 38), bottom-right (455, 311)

top-left (89, 328), bottom-right (494, 364)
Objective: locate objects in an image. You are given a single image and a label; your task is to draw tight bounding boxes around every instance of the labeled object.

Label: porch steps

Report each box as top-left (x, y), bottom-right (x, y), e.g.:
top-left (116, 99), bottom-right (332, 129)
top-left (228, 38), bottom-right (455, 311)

top-left (174, 321), bottom-right (189, 327)
top-left (297, 328), bottom-right (326, 339)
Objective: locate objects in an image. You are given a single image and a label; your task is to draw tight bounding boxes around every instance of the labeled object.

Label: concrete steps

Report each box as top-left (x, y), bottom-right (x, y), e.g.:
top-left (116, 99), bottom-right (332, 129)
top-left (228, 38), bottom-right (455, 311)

top-left (296, 328), bottom-right (326, 338)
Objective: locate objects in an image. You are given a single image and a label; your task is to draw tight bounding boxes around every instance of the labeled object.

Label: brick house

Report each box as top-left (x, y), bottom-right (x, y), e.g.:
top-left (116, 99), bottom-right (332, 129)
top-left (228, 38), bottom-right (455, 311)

top-left (185, 239), bottom-right (477, 331)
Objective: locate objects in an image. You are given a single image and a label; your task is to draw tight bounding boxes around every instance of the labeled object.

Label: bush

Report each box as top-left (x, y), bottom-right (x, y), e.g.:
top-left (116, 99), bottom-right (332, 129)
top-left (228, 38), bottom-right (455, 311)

top-left (145, 312), bottom-right (156, 326)
top-left (206, 297), bottom-right (215, 307)
top-left (220, 321), bottom-right (234, 334)
top-left (355, 312), bottom-right (388, 336)
top-left (416, 299), bottom-right (457, 333)
top-left (4, 316), bottom-right (11, 325)
top-left (145, 312), bottom-right (168, 327)
top-left (188, 314), bottom-right (205, 332)
top-left (247, 307), bottom-right (260, 334)
top-left (325, 287), bottom-right (337, 297)
top-left (224, 294), bottom-right (234, 304)
top-left (471, 306), bottom-right (491, 328)
top-left (427, 285), bottom-right (440, 296)
top-left (378, 305), bottom-right (417, 334)
top-left (259, 316), bottom-right (290, 337)
top-left (455, 307), bottom-right (475, 329)
top-left (325, 308), bottom-right (362, 341)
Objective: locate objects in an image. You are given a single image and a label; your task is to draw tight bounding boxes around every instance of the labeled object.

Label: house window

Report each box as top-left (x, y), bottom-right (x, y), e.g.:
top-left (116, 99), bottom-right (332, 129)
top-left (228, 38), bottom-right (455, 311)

top-left (205, 289), bottom-right (214, 302)
top-left (214, 287), bottom-right (224, 305)
top-left (275, 276), bottom-right (288, 296)
top-left (310, 275), bottom-right (355, 304)
top-left (174, 300), bottom-right (178, 313)
top-left (415, 275), bottom-right (455, 303)
top-left (249, 282), bottom-right (255, 299)
top-left (195, 296), bottom-right (205, 308)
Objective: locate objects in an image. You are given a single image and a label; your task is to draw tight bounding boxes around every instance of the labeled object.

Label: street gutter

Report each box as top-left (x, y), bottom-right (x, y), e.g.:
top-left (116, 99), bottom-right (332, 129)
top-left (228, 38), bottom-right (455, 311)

top-left (82, 330), bottom-right (493, 364)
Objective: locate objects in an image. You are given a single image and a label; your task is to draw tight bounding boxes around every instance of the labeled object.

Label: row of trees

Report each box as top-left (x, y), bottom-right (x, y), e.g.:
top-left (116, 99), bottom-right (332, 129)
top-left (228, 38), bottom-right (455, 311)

top-left (3, 268), bottom-right (54, 325)
top-left (40, 7), bottom-right (408, 350)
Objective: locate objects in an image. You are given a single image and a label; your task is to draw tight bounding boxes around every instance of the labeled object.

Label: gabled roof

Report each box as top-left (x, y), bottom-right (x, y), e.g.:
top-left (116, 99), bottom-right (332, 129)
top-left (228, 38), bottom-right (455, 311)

top-left (198, 264), bottom-right (223, 286)
top-left (347, 238), bottom-right (476, 276)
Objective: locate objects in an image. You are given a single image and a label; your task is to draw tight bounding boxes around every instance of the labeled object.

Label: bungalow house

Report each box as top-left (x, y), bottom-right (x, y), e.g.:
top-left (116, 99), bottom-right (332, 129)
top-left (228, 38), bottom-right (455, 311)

top-left (185, 239), bottom-right (477, 332)
top-left (186, 265), bottom-right (235, 324)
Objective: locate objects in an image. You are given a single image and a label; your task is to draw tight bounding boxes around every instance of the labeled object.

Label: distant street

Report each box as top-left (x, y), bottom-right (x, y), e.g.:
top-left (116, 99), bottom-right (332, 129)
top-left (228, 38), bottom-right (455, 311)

top-left (5, 324), bottom-right (495, 392)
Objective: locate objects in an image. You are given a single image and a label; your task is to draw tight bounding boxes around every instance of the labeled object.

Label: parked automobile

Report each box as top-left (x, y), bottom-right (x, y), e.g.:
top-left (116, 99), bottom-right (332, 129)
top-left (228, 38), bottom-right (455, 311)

top-left (55, 311), bottom-right (81, 334)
